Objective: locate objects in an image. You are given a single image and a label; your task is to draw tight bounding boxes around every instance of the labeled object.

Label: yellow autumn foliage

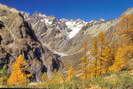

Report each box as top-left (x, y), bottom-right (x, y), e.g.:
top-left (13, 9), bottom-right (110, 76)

top-left (78, 32), bottom-right (133, 80)
top-left (7, 55), bottom-right (30, 85)
top-left (66, 64), bottom-right (75, 81)
top-left (116, 14), bottom-right (133, 45)
top-left (91, 32), bottom-right (113, 75)
top-left (109, 45), bottom-right (133, 72)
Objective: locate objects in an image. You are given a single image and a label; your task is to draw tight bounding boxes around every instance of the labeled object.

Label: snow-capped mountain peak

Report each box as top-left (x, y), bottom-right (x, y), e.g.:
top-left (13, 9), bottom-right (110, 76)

top-left (28, 13), bottom-right (88, 39)
top-left (26, 13), bottom-right (108, 39)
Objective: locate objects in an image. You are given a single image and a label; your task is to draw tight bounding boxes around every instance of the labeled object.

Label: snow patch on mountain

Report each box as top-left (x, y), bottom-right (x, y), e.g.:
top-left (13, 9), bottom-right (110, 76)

top-left (44, 18), bottom-right (53, 25)
top-left (65, 20), bottom-right (87, 39)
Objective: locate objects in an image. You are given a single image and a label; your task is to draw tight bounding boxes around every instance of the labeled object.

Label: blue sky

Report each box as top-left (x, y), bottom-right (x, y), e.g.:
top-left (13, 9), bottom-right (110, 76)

top-left (0, 0), bottom-right (133, 21)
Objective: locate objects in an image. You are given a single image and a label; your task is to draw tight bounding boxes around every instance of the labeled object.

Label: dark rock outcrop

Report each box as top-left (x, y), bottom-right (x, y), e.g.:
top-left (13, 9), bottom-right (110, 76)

top-left (0, 4), bottom-right (62, 82)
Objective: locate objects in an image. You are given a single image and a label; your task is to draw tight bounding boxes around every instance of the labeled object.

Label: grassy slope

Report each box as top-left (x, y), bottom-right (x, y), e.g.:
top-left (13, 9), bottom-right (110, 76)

top-left (0, 70), bottom-right (132, 89)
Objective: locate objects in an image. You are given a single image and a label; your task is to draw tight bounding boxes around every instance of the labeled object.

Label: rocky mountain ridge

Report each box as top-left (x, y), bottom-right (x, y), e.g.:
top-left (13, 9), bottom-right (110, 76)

top-left (23, 11), bottom-right (118, 55)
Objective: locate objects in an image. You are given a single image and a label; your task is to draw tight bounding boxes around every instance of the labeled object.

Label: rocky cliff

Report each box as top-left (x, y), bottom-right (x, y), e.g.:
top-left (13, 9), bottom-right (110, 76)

top-left (0, 4), bottom-right (63, 82)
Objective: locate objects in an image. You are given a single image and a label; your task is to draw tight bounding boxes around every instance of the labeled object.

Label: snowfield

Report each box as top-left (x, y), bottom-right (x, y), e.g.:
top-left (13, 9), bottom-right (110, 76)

top-left (65, 20), bottom-right (87, 39)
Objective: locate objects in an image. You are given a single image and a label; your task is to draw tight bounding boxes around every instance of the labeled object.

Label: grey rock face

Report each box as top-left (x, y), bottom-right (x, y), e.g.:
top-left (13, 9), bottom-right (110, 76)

top-left (25, 13), bottom-right (88, 54)
top-left (0, 4), bottom-right (62, 82)
top-left (26, 13), bottom-right (69, 52)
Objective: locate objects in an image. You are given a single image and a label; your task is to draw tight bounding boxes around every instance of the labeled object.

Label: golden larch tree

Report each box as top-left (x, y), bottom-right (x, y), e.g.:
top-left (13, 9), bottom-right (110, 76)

top-left (109, 45), bottom-right (133, 72)
top-left (7, 55), bottom-right (30, 85)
